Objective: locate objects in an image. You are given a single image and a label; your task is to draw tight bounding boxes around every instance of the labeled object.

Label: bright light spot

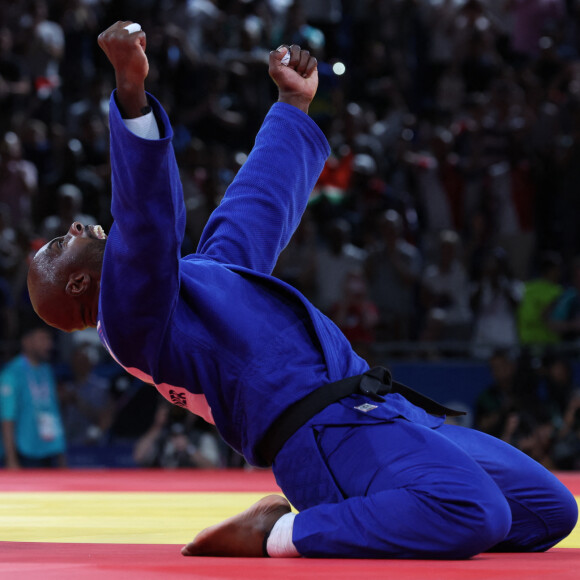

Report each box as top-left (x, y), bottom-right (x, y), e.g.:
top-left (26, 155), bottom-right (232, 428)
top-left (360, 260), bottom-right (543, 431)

top-left (234, 152), bottom-right (248, 166)
top-left (333, 62), bottom-right (346, 76)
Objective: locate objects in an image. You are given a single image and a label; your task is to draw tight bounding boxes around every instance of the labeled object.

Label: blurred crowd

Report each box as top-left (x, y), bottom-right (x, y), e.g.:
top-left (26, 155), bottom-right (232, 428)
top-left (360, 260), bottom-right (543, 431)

top-left (2, 0), bottom-right (580, 469)
top-left (474, 349), bottom-right (580, 471)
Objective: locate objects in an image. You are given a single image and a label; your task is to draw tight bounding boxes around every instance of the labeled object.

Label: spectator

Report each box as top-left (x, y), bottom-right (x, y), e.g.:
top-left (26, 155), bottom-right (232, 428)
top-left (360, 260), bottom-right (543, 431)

top-left (502, 405), bottom-right (556, 469)
top-left (161, 0), bottom-right (222, 58)
top-left (538, 355), bottom-right (577, 423)
top-left (365, 209), bottom-right (422, 340)
top-left (0, 27), bottom-right (31, 133)
top-left (0, 202), bottom-right (21, 300)
top-left (475, 349), bottom-right (521, 438)
top-left (39, 183), bottom-right (96, 242)
top-left (419, 0), bottom-right (457, 99)
top-left (517, 251), bottom-right (564, 346)
top-left (107, 373), bottom-right (160, 443)
top-left (547, 256), bottom-right (580, 342)
top-left (404, 126), bottom-right (465, 260)
top-left (57, 343), bottom-right (114, 446)
top-left (507, 0), bottom-right (566, 61)
top-left (486, 135), bottom-right (536, 280)
top-left (67, 76), bottom-right (111, 135)
top-left (20, 0), bottom-right (65, 123)
top-left (420, 229), bottom-right (472, 342)
top-left (459, 28), bottom-right (501, 96)
top-left (313, 217), bottom-right (366, 313)
top-left (552, 389), bottom-right (580, 470)
top-left (470, 247), bottom-right (524, 359)
top-left (133, 402), bottom-right (223, 469)
top-left (0, 274), bottom-right (15, 361)
top-left (59, 0), bottom-right (99, 105)
top-left (274, 208), bottom-right (317, 301)
top-left (0, 323), bottom-right (66, 469)
top-left (475, 349), bottom-right (554, 466)
top-left (301, 0), bottom-right (342, 58)
top-left (0, 130), bottom-right (38, 227)
top-left (18, 118), bottom-right (52, 194)
top-left (329, 269), bottom-right (379, 361)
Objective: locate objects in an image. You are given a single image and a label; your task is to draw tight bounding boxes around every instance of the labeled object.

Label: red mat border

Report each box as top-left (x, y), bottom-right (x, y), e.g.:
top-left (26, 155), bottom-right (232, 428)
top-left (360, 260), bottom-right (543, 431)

top-left (0, 544), bottom-right (579, 580)
top-left (0, 469), bottom-right (577, 494)
top-left (0, 469), bottom-right (281, 492)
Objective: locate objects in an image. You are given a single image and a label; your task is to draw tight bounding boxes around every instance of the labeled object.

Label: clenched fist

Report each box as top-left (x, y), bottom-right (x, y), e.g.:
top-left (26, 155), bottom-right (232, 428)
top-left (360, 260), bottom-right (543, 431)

top-left (98, 21), bottom-right (149, 118)
top-left (269, 45), bottom-right (318, 114)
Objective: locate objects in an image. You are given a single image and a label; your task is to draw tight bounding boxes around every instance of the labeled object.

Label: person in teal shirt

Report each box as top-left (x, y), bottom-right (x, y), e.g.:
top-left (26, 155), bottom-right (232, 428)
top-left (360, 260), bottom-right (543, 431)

top-left (0, 325), bottom-right (66, 468)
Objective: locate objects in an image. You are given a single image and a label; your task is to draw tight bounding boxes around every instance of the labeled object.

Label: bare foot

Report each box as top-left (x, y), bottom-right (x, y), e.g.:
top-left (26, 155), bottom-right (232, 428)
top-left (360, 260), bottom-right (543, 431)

top-left (181, 494), bottom-right (292, 557)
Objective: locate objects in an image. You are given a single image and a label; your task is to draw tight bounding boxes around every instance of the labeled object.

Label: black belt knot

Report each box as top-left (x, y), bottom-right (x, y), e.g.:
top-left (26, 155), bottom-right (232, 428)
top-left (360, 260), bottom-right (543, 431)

top-left (255, 366), bottom-right (465, 467)
top-left (359, 366), bottom-right (392, 400)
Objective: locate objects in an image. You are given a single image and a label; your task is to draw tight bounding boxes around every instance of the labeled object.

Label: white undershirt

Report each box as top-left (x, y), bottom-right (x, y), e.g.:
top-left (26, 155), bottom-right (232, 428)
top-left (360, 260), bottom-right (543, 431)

top-left (122, 110), bottom-right (160, 140)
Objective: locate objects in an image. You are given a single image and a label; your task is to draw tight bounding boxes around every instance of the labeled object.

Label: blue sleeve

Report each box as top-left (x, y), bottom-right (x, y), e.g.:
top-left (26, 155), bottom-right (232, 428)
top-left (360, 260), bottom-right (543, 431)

top-left (101, 91), bottom-right (185, 355)
top-left (196, 102), bottom-right (330, 275)
top-left (108, 90), bottom-right (186, 257)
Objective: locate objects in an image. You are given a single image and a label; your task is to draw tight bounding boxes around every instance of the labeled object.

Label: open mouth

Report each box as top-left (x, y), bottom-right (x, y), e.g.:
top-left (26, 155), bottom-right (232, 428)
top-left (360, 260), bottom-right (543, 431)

top-left (89, 225), bottom-right (107, 240)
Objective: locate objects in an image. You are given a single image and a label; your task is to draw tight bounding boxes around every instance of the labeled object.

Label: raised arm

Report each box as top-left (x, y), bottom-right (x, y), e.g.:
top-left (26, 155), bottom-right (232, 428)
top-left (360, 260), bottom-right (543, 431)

top-left (97, 22), bottom-right (186, 355)
top-left (196, 46), bottom-right (330, 275)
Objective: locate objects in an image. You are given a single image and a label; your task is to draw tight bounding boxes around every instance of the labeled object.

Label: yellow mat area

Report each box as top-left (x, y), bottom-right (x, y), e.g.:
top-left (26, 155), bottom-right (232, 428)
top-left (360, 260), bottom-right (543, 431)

top-left (0, 492), bottom-right (578, 548)
top-left (0, 492), bottom-right (267, 544)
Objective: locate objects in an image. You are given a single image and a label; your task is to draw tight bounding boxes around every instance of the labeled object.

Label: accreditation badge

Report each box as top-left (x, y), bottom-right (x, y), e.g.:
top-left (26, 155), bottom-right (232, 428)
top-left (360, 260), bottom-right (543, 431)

top-left (37, 412), bottom-right (59, 441)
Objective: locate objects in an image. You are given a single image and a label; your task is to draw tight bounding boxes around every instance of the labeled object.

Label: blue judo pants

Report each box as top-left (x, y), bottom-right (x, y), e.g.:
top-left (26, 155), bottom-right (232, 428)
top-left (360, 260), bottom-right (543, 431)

top-left (272, 395), bottom-right (578, 559)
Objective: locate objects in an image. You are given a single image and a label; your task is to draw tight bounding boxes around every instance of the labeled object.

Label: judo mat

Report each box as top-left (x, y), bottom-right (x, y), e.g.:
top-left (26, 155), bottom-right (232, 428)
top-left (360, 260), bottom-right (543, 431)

top-left (0, 469), bottom-right (579, 579)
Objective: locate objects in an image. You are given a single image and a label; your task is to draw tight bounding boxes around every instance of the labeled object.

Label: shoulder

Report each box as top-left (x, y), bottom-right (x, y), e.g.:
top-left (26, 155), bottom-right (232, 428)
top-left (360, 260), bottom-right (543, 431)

top-left (0, 357), bottom-right (23, 390)
top-left (1, 355), bottom-right (24, 375)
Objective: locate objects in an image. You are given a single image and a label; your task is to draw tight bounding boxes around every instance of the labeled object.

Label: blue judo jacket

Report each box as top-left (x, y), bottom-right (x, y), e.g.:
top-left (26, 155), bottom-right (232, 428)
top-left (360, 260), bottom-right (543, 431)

top-left (97, 92), bottom-right (433, 467)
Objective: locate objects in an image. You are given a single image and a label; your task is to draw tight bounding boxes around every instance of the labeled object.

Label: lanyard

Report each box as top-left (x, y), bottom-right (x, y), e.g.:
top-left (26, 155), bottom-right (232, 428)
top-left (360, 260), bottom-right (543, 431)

top-left (24, 359), bottom-right (52, 409)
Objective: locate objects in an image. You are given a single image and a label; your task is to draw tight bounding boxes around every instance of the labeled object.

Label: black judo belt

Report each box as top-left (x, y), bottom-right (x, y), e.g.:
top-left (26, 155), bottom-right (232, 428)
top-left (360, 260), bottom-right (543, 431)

top-left (255, 366), bottom-right (466, 467)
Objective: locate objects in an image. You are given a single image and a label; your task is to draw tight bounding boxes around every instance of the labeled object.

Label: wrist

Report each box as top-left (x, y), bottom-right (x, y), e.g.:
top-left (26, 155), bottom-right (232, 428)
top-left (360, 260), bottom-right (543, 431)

top-left (115, 77), bottom-right (148, 118)
top-left (278, 93), bottom-right (311, 115)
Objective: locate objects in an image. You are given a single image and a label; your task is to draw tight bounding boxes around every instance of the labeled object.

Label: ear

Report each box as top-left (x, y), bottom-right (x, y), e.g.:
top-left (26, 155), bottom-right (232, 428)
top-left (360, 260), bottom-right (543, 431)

top-left (65, 271), bottom-right (91, 297)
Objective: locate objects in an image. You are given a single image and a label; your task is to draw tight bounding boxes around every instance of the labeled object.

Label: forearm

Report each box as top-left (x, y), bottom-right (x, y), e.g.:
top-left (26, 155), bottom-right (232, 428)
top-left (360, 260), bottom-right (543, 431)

top-left (115, 77), bottom-right (149, 119)
top-left (1, 420), bottom-right (19, 468)
top-left (196, 102), bottom-right (330, 273)
top-left (278, 93), bottom-right (311, 115)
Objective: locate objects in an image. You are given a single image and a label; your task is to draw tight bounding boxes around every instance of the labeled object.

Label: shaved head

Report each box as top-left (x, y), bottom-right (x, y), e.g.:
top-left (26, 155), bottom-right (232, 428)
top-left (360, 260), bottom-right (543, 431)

top-left (27, 257), bottom-right (75, 330)
top-left (27, 223), bottom-right (106, 332)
